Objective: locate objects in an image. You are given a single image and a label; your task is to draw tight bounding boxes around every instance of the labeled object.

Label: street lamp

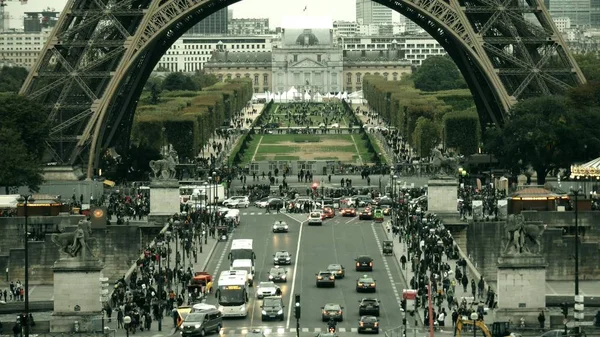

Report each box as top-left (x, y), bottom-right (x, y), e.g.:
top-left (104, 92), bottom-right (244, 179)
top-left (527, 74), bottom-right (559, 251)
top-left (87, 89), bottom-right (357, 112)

top-left (570, 186), bottom-right (582, 296)
top-left (124, 316), bottom-right (131, 337)
top-left (174, 220), bottom-right (180, 294)
top-left (392, 175), bottom-right (398, 228)
top-left (156, 240), bottom-right (164, 331)
top-left (212, 171), bottom-right (217, 228)
top-left (470, 312), bottom-right (478, 337)
top-left (17, 194), bottom-right (34, 337)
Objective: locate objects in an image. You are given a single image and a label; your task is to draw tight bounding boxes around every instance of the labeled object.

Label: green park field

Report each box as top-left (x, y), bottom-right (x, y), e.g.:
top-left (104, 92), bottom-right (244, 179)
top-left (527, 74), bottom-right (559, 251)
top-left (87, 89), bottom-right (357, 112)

top-left (240, 134), bottom-right (372, 164)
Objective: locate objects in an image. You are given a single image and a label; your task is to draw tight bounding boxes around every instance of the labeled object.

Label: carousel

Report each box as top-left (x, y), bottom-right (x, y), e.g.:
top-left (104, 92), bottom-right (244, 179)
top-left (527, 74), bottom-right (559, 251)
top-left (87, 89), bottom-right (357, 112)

top-left (570, 157), bottom-right (600, 180)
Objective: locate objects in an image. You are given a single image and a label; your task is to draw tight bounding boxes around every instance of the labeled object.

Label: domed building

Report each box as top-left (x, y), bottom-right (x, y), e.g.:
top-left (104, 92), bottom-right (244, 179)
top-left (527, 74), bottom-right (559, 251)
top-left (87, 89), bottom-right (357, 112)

top-left (271, 17), bottom-right (344, 95)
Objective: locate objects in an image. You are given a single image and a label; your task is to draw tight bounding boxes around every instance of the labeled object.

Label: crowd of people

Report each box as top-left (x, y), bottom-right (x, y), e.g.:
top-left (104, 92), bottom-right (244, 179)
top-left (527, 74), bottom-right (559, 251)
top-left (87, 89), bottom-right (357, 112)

top-left (106, 189), bottom-right (151, 224)
top-left (108, 212), bottom-right (212, 333)
top-left (387, 187), bottom-right (497, 331)
top-left (259, 102), bottom-right (352, 129)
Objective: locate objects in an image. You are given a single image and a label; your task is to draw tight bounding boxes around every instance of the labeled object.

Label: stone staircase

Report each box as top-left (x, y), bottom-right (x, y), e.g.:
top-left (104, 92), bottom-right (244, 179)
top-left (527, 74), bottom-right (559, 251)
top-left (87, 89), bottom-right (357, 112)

top-left (453, 228), bottom-right (468, 252)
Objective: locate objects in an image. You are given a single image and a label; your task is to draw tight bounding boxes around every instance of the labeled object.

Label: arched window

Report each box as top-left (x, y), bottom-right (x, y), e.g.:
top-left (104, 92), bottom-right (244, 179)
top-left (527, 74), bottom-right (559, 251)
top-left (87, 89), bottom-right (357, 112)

top-left (383, 72), bottom-right (388, 80)
top-left (346, 73), bottom-right (352, 85)
top-left (356, 73), bottom-right (362, 84)
top-left (392, 72), bottom-right (398, 81)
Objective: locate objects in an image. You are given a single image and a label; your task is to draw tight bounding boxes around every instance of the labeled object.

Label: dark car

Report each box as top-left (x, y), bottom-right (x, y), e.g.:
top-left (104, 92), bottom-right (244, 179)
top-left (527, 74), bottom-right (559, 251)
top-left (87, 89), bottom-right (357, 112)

top-left (272, 221), bottom-right (289, 233)
top-left (267, 198), bottom-right (284, 208)
top-left (358, 298), bottom-right (380, 316)
top-left (321, 303), bottom-right (344, 321)
top-left (356, 275), bottom-right (376, 293)
top-left (359, 208), bottom-right (373, 220)
top-left (327, 264), bottom-right (345, 279)
top-left (316, 271), bottom-right (336, 288)
top-left (268, 267), bottom-right (287, 283)
top-left (355, 255), bottom-right (374, 271)
top-left (261, 296), bottom-right (284, 321)
top-left (358, 315), bottom-right (379, 334)
top-left (273, 251), bottom-right (292, 265)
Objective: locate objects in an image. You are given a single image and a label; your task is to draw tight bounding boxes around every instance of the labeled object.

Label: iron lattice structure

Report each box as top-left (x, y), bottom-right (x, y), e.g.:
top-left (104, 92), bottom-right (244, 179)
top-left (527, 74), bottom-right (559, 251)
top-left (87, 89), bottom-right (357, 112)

top-left (20, 0), bottom-right (585, 177)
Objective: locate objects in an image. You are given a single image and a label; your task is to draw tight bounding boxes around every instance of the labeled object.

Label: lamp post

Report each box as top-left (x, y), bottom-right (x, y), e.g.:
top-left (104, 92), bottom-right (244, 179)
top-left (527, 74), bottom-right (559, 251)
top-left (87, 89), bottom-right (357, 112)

top-left (156, 240), bottom-right (164, 332)
top-left (174, 220), bottom-right (180, 294)
top-left (393, 174), bottom-right (398, 229)
top-left (212, 171), bottom-right (217, 230)
top-left (17, 195), bottom-right (34, 337)
top-left (570, 186), bottom-right (582, 296)
top-left (470, 312), bottom-right (478, 337)
top-left (124, 316), bottom-right (131, 337)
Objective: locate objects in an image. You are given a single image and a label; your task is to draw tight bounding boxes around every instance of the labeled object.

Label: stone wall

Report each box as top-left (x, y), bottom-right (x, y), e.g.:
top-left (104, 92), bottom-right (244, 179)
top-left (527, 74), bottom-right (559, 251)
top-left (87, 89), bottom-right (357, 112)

top-left (466, 212), bottom-right (600, 281)
top-left (3, 224), bottom-right (160, 284)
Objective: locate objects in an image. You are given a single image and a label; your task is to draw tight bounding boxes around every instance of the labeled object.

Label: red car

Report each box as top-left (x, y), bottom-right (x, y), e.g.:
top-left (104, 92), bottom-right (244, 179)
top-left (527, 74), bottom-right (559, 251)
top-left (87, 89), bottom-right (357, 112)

top-left (339, 208), bottom-right (357, 217)
top-left (322, 207), bottom-right (335, 218)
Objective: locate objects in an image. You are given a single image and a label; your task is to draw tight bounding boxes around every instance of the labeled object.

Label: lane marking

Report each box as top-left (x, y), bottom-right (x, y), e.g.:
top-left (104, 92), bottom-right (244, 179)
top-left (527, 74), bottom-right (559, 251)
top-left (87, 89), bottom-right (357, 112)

top-left (344, 216), bottom-right (358, 224)
top-left (211, 235), bottom-right (233, 280)
top-left (285, 218), bottom-right (306, 329)
top-left (371, 223), bottom-right (404, 309)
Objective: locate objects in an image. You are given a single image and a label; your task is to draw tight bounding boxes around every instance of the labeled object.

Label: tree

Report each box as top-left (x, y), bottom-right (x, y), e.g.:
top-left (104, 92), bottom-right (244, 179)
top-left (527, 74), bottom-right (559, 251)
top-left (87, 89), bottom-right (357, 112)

top-left (413, 117), bottom-right (441, 158)
top-left (488, 96), bottom-right (581, 185)
top-left (191, 71), bottom-right (219, 90)
top-left (149, 83), bottom-right (161, 105)
top-left (412, 56), bottom-right (467, 92)
top-left (162, 72), bottom-right (198, 91)
top-left (0, 128), bottom-right (45, 194)
top-left (573, 53), bottom-right (600, 82)
top-left (0, 66), bottom-right (29, 93)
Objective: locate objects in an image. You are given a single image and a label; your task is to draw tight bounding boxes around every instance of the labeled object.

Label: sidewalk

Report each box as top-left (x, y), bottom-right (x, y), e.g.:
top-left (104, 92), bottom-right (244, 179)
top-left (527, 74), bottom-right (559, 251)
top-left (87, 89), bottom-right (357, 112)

top-left (0, 229), bottom-right (220, 336)
top-left (351, 104), bottom-right (396, 165)
top-left (200, 103), bottom-right (264, 161)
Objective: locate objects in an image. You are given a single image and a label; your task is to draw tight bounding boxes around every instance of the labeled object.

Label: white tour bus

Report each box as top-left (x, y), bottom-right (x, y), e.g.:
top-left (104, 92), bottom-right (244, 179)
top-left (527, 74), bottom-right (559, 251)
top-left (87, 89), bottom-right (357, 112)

top-left (228, 239), bottom-right (255, 264)
top-left (216, 270), bottom-right (249, 317)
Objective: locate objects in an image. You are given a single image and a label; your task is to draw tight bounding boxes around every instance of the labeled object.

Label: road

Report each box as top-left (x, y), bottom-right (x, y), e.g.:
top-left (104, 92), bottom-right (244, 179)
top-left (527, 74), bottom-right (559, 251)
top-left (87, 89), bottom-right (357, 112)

top-left (199, 206), bottom-right (407, 337)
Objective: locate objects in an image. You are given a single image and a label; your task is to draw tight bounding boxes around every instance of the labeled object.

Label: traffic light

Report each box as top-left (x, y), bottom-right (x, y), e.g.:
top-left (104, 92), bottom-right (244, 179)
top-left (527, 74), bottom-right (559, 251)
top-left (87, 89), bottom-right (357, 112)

top-left (401, 299), bottom-right (406, 311)
top-left (415, 296), bottom-right (420, 309)
top-left (294, 294), bottom-right (301, 319)
top-left (561, 302), bottom-right (569, 317)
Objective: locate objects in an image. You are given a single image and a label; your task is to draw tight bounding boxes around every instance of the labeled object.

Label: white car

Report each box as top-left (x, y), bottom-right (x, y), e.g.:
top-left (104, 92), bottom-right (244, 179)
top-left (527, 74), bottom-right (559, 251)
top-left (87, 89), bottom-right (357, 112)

top-left (223, 196), bottom-right (249, 208)
top-left (307, 211), bottom-right (323, 226)
top-left (256, 281), bottom-right (281, 299)
top-left (255, 197), bottom-right (269, 208)
top-left (329, 123), bottom-right (340, 128)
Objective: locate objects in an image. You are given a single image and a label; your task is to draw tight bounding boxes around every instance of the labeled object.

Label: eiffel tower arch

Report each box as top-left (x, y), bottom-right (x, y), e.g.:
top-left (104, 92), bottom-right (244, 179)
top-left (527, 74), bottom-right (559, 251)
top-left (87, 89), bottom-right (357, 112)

top-left (19, 0), bottom-right (585, 178)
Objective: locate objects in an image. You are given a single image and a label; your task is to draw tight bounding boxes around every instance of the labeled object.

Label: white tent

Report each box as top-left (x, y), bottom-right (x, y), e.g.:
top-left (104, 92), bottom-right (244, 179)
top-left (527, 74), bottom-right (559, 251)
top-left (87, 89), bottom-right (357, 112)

top-left (0, 195), bottom-right (19, 208)
top-left (287, 86), bottom-right (298, 100)
top-left (304, 91), bottom-right (311, 101)
top-left (348, 90), bottom-right (363, 99)
top-left (313, 92), bottom-right (323, 102)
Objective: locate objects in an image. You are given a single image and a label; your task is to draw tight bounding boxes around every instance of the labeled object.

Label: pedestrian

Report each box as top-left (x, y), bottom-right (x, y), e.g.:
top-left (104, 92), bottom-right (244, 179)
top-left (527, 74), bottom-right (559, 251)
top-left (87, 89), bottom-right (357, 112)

top-left (538, 310), bottom-right (545, 329)
top-left (438, 308), bottom-right (446, 327)
top-left (461, 274), bottom-right (468, 292)
top-left (451, 309), bottom-right (458, 327)
top-left (470, 278), bottom-right (476, 298)
top-left (400, 255), bottom-right (407, 270)
top-left (117, 308), bottom-right (124, 329)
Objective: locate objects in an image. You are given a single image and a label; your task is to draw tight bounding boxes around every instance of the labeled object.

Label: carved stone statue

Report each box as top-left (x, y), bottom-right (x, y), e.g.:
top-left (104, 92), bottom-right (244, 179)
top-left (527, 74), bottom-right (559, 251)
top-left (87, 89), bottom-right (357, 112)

top-left (149, 149), bottom-right (178, 180)
top-left (431, 148), bottom-right (459, 177)
top-left (51, 220), bottom-right (95, 260)
top-left (503, 214), bottom-right (546, 255)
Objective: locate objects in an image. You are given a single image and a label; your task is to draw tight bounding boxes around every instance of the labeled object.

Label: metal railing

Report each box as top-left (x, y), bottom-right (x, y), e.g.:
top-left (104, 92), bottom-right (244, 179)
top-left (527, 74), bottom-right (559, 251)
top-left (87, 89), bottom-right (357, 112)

top-left (26, 331), bottom-right (115, 337)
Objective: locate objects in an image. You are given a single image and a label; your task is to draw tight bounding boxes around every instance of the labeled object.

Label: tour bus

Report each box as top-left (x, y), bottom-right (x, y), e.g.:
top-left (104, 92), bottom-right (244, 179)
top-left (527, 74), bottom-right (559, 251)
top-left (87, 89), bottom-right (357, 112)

top-left (216, 270), bottom-right (249, 317)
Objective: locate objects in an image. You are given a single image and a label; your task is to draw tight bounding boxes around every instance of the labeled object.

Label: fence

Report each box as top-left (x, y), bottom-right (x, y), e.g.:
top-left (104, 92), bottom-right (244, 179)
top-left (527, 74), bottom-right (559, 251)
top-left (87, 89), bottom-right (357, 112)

top-left (25, 331), bottom-right (115, 337)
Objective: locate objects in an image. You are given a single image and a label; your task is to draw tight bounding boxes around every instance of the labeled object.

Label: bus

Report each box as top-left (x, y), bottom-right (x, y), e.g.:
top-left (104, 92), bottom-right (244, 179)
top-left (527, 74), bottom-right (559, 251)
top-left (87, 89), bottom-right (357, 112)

top-left (215, 270), bottom-right (249, 317)
top-left (228, 239), bottom-right (255, 264)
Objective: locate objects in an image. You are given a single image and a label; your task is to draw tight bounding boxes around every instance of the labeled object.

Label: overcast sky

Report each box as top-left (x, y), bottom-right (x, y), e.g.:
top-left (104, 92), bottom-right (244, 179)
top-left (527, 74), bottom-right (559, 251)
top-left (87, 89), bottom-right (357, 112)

top-left (4, 0), bottom-right (400, 30)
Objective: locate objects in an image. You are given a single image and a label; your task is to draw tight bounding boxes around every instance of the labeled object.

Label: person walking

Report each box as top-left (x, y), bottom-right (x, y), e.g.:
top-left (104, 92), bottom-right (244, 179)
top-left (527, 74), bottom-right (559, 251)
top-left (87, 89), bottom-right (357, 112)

top-left (538, 310), bottom-right (545, 330)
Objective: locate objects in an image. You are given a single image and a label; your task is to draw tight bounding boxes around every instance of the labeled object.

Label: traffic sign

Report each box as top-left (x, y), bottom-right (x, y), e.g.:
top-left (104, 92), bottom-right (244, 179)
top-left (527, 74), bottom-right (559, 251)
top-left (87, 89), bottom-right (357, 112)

top-left (574, 312), bottom-right (585, 320)
top-left (575, 295), bottom-right (584, 303)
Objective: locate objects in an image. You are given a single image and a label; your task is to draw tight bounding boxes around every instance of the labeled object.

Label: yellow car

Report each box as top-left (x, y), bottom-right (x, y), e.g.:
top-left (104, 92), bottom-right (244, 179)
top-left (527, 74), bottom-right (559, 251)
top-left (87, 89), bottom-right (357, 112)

top-left (356, 275), bottom-right (376, 293)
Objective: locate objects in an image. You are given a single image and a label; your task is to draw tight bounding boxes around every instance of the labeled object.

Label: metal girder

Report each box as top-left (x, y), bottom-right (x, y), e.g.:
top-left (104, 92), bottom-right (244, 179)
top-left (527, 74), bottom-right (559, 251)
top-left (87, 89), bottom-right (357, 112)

top-left (20, 0), bottom-right (586, 173)
top-left (38, 71), bottom-right (112, 78)
top-left (50, 109), bottom-right (94, 136)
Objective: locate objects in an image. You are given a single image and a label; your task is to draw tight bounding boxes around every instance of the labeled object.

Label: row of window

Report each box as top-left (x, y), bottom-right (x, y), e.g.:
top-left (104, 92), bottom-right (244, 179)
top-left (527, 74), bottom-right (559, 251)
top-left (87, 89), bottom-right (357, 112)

top-left (180, 44), bottom-right (268, 51)
top-left (346, 72), bottom-right (400, 84)
top-left (0, 36), bottom-right (43, 40)
top-left (345, 43), bottom-right (441, 49)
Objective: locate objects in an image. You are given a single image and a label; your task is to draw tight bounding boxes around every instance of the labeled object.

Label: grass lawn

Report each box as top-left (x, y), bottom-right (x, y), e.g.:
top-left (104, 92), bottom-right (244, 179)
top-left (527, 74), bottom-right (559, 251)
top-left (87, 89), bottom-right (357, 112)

top-left (239, 134), bottom-right (371, 165)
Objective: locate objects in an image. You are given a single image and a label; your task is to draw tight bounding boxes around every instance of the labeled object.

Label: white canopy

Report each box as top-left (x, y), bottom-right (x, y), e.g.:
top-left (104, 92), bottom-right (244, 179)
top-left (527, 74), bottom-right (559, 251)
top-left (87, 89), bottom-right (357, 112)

top-left (0, 195), bottom-right (19, 208)
top-left (313, 92), bottom-right (323, 102)
top-left (571, 156), bottom-right (600, 178)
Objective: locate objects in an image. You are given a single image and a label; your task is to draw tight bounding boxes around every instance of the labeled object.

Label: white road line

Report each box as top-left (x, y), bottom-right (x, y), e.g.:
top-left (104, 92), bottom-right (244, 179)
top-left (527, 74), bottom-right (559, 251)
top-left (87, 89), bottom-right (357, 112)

top-left (286, 218), bottom-right (306, 329)
top-left (345, 217), bottom-right (358, 224)
top-left (302, 328), bottom-right (309, 332)
top-left (371, 223), bottom-right (404, 308)
top-left (277, 328), bottom-right (285, 333)
top-left (211, 235), bottom-right (233, 278)
top-left (251, 135), bottom-right (264, 162)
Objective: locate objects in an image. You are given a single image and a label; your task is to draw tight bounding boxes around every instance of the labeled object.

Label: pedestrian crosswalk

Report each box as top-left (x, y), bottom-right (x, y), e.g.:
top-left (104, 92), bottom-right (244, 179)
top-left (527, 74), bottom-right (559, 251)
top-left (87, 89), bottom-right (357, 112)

top-left (219, 327), bottom-right (361, 335)
top-left (240, 212), bottom-right (288, 216)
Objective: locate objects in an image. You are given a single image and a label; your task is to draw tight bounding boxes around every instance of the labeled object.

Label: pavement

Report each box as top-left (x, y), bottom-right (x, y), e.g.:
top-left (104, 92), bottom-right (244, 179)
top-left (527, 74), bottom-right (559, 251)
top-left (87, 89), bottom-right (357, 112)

top-left (195, 206), bottom-right (407, 337)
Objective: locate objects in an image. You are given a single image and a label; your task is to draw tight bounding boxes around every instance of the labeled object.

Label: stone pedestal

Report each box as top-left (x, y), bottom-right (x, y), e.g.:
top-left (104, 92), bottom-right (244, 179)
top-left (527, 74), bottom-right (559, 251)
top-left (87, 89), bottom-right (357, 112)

top-left (427, 178), bottom-right (458, 213)
top-left (496, 255), bottom-right (547, 326)
top-left (149, 179), bottom-right (179, 223)
top-left (51, 259), bottom-right (104, 332)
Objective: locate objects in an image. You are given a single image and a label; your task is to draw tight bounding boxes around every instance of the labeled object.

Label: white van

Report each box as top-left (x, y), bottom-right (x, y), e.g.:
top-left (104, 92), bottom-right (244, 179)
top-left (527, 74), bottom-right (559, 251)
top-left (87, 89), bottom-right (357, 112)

top-left (225, 209), bottom-right (240, 225)
top-left (230, 259), bottom-right (255, 286)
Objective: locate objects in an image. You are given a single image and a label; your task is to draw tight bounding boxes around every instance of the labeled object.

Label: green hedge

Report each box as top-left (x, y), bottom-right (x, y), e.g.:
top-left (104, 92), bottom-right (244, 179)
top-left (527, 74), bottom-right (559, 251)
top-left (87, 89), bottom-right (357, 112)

top-left (131, 78), bottom-right (253, 159)
top-left (443, 108), bottom-right (480, 155)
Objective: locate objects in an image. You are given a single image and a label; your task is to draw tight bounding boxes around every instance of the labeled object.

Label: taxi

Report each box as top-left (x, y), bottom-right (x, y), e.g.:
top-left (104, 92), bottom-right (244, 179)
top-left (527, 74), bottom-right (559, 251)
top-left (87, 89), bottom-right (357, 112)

top-left (339, 208), bottom-right (357, 217)
top-left (322, 206), bottom-right (335, 218)
top-left (381, 205), bottom-right (392, 216)
top-left (356, 275), bottom-right (376, 293)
